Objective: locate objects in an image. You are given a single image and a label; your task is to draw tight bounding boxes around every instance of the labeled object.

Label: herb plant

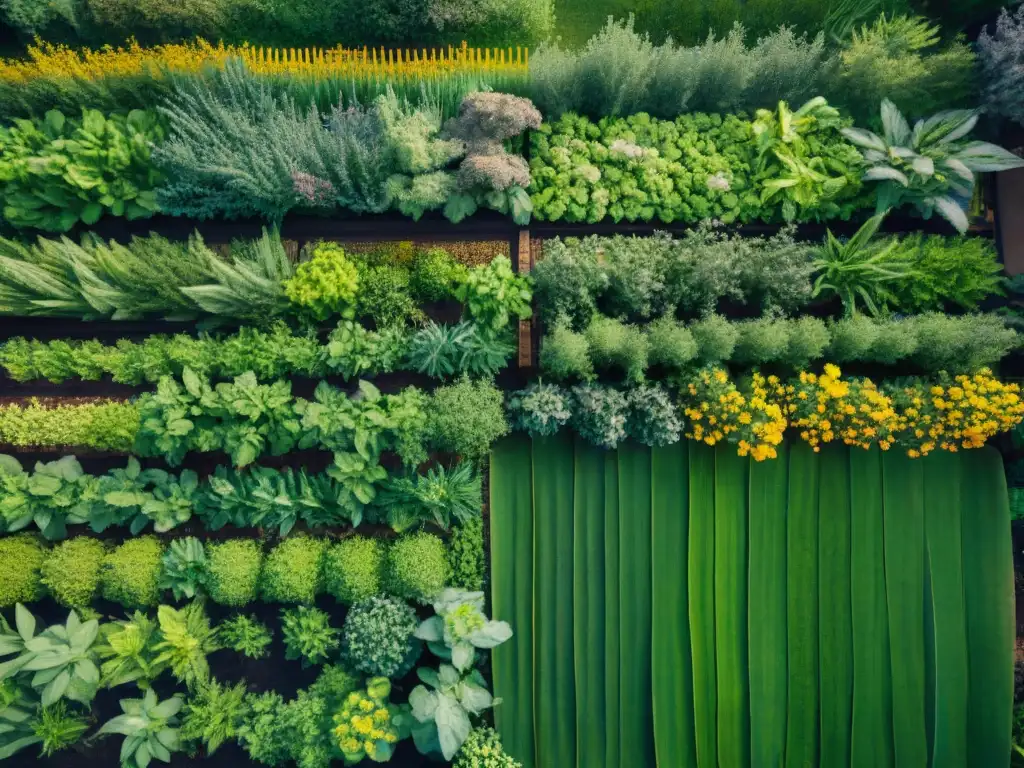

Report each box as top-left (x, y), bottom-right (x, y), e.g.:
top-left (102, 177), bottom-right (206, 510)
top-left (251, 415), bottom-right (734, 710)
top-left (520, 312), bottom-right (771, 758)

top-left (281, 607), bottom-right (339, 668)
top-left (152, 602), bottom-right (221, 691)
top-left (180, 678), bottom-right (250, 754)
top-left (341, 596), bottom-right (422, 678)
top-left (219, 615), bottom-right (273, 660)
top-left (96, 689), bottom-right (183, 768)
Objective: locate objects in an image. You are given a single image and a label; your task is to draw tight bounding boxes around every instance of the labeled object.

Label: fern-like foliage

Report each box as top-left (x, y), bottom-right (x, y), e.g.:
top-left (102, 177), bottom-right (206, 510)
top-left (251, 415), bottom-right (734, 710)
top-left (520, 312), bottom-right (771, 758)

top-left (152, 603), bottom-right (221, 692)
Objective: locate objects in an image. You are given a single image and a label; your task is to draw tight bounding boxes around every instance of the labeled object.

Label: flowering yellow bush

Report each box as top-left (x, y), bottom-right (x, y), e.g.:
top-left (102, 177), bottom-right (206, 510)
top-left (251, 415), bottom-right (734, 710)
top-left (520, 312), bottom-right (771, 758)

top-left (680, 368), bottom-right (787, 461)
top-left (0, 39), bottom-right (528, 86)
top-left (782, 364), bottom-right (1024, 457)
top-left (332, 677), bottom-right (410, 763)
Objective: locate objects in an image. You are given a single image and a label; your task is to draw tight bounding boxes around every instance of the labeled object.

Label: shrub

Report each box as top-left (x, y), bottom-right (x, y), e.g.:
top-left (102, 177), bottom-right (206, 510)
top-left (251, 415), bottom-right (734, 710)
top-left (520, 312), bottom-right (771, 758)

top-left (206, 540), bottom-right (263, 607)
top-left (454, 727), bottom-right (521, 768)
top-left (355, 262), bottom-right (421, 328)
top-left (281, 606), bottom-right (339, 667)
top-left (571, 384), bottom-right (628, 450)
top-left (0, 398), bottom-right (138, 451)
top-left (584, 316), bottom-right (649, 383)
top-left (732, 318), bottom-right (791, 367)
top-left (540, 317), bottom-right (593, 382)
top-left (532, 238), bottom-right (607, 328)
top-left (101, 536), bottom-right (164, 607)
top-left (386, 532), bottom-right (449, 603)
top-left (410, 248), bottom-right (467, 302)
top-left (888, 235), bottom-right (1004, 313)
top-left (647, 317), bottom-right (698, 372)
top-left (260, 537), bottom-right (326, 604)
top-left (284, 243), bottom-right (359, 321)
top-left (42, 537), bottom-right (105, 608)
top-left (783, 317), bottom-right (831, 369)
top-left (448, 516), bottom-right (485, 591)
top-left (453, 256), bottom-right (532, 333)
top-left (828, 315), bottom-right (881, 363)
top-left (979, 5), bottom-right (1024, 127)
top-left (907, 314), bottom-right (1019, 373)
top-left (0, 533), bottom-right (46, 606)
top-left (828, 14), bottom-right (975, 124)
top-left (871, 321), bottom-right (919, 365)
top-left (507, 382), bottom-right (572, 437)
top-left (627, 386), bottom-right (682, 447)
top-left (340, 596), bottom-right (422, 677)
top-left (428, 377), bottom-right (508, 461)
top-left (324, 536), bottom-right (387, 605)
top-left (691, 315), bottom-right (739, 364)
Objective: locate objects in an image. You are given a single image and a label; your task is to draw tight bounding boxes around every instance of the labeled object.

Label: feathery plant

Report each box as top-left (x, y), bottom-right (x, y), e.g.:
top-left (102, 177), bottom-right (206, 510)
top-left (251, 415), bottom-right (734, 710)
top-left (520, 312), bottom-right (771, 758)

top-left (152, 603), bottom-right (221, 692)
top-left (811, 212), bottom-right (914, 316)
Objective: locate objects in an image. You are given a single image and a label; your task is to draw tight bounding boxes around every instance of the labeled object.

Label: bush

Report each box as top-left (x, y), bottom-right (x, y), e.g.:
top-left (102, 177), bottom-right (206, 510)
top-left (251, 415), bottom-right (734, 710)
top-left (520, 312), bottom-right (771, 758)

top-left (340, 596), bottom-right (422, 677)
top-left (571, 384), bottom-right (628, 450)
top-left (732, 318), bottom-right (791, 367)
top-left (448, 517), bottom-right (485, 591)
top-left (827, 14), bottom-right (975, 124)
top-left (783, 317), bottom-right (831, 370)
top-left (386, 532), bottom-right (449, 603)
top-left (101, 536), bottom-right (164, 607)
top-left (828, 315), bottom-right (880, 363)
top-left (42, 537), bottom-right (105, 608)
top-left (627, 385), bottom-right (682, 447)
top-left (0, 534), bottom-right (46, 607)
top-left (284, 243), bottom-right (359, 321)
top-left (979, 5), bottom-right (1024, 127)
top-left (207, 540), bottom-right (263, 607)
top-left (691, 315), bottom-right (739, 364)
top-left (646, 317), bottom-right (698, 372)
top-left (324, 537), bottom-right (387, 605)
top-left (507, 382), bottom-right (572, 438)
top-left (410, 248), bottom-right (467, 302)
top-left (584, 316), bottom-right (649, 383)
top-left (871, 321), bottom-right (919, 365)
top-left (355, 262), bottom-right (422, 328)
top-left (532, 239), bottom-right (607, 328)
top-left (428, 377), bottom-right (508, 461)
top-left (0, 398), bottom-right (139, 451)
top-left (907, 314), bottom-right (1019, 373)
top-left (540, 317), bottom-right (593, 382)
top-left (888, 235), bottom-right (1003, 313)
top-left (260, 537), bottom-right (326, 604)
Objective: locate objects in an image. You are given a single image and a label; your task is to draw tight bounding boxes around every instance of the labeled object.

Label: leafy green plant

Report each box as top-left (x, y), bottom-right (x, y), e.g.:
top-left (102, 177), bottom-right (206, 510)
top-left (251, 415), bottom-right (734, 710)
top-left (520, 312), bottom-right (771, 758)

top-left (448, 517), bottom-right (485, 592)
top-left (159, 538), bottom-right (209, 601)
top-left (751, 97), bottom-right (865, 222)
top-left (341, 596), bottom-right (422, 678)
top-left (284, 242), bottom-right (359, 321)
top-left (206, 540), bottom-right (263, 607)
top-left (842, 99), bottom-right (1024, 232)
top-left (409, 664), bottom-right (496, 761)
top-left (0, 679), bottom-right (39, 758)
top-left (96, 689), bottom-right (183, 768)
top-left (415, 589), bottom-right (512, 673)
top-left (41, 537), bottom-right (104, 608)
top-left (0, 534), bottom-right (46, 607)
top-left (427, 377), bottom-right (508, 462)
top-left (454, 727), bottom-right (521, 768)
top-left (354, 261), bottom-right (422, 329)
top-left (454, 256), bottom-right (532, 332)
top-left (886, 234), bottom-right (1003, 311)
top-left (180, 678), bottom-right (250, 754)
top-left (152, 602), bottom-right (221, 691)
top-left (281, 607), bottom-right (339, 668)
top-left (0, 455), bottom-right (88, 540)
top-left (381, 462), bottom-right (482, 531)
top-left (646, 317), bottom-right (698, 372)
top-left (410, 248), bottom-right (468, 302)
top-left (584, 315), bottom-right (649, 383)
top-left (811, 213), bottom-right (914, 315)
top-left (0, 108), bottom-right (164, 232)
top-left (324, 537), bottom-right (387, 605)
top-left (386, 532), bottom-right (449, 604)
top-left (218, 615), bottom-right (273, 660)
top-left (101, 537), bottom-right (164, 608)
top-left (94, 611), bottom-right (163, 690)
top-left (507, 382), bottom-right (572, 438)
top-left (331, 677), bottom-right (412, 763)
top-left (0, 605), bottom-right (100, 707)
top-left (31, 702), bottom-right (89, 757)
top-left (322, 321), bottom-right (409, 380)
top-left (260, 537), bottom-right (326, 604)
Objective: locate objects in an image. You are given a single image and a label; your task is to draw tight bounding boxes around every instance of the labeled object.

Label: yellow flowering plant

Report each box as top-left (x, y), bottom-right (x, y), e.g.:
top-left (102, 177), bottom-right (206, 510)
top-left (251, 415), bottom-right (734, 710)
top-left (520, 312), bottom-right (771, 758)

top-left (679, 368), bottom-right (787, 461)
top-left (332, 677), bottom-right (411, 764)
top-left (887, 369), bottom-right (1024, 457)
